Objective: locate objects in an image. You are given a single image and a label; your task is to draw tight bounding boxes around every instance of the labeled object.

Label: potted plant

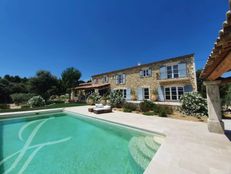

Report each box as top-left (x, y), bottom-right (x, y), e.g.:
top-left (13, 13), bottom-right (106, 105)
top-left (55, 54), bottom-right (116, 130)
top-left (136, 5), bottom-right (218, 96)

top-left (151, 89), bottom-right (158, 101)
top-left (131, 89), bottom-right (137, 101)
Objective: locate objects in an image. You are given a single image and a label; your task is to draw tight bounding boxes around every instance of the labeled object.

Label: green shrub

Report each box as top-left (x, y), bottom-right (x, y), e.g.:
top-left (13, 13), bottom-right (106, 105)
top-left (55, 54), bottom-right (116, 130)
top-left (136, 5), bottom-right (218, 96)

top-left (157, 105), bottom-right (173, 115)
top-left (123, 102), bottom-right (137, 112)
top-left (28, 96), bottom-right (46, 108)
top-left (0, 104), bottom-right (9, 109)
top-left (49, 95), bottom-right (59, 100)
top-left (10, 93), bottom-right (35, 105)
top-left (180, 92), bottom-right (208, 116)
top-left (109, 91), bottom-right (125, 108)
top-left (139, 100), bottom-right (156, 112)
top-left (123, 108), bottom-right (133, 112)
top-left (143, 111), bottom-right (155, 116)
top-left (87, 92), bottom-right (101, 105)
top-left (59, 94), bottom-right (69, 101)
top-left (158, 108), bottom-right (167, 117)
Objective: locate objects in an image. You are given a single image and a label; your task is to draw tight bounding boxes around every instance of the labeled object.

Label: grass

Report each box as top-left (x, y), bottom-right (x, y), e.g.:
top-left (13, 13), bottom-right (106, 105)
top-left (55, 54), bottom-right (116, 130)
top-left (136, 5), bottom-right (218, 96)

top-left (0, 102), bottom-right (86, 113)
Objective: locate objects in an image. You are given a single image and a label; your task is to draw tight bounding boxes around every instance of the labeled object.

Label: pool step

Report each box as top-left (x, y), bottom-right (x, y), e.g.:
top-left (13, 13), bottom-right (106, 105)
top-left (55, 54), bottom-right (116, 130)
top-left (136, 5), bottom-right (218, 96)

top-left (144, 136), bottom-right (160, 152)
top-left (136, 137), bottom-right (155, 160)
top-left (128, 136), bottom-right (160, 172)
top-left (128, 137), bottom-right (150, 172)
top-left (153, 136), bottom-right (165, 144)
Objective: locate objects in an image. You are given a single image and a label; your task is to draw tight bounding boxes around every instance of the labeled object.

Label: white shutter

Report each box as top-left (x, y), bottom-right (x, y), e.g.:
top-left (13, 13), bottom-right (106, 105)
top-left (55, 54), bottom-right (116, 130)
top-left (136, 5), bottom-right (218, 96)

top-left (140, 70), bottom-right (143, 77)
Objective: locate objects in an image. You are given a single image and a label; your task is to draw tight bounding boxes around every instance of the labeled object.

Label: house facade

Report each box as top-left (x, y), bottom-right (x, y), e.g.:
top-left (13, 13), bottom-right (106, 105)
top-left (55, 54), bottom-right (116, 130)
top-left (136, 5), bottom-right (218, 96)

top-left (73, 54), bottom-right (197, 103)
top-left (92, 54), bottom-right (197, 102)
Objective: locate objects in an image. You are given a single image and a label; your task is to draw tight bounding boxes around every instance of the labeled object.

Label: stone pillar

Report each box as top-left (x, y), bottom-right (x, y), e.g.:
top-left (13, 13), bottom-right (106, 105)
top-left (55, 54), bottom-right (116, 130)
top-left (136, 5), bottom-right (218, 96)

top-left (204, 80), bottom-right (224, 134)
top-left (94, 88), bottom-right (99, 93)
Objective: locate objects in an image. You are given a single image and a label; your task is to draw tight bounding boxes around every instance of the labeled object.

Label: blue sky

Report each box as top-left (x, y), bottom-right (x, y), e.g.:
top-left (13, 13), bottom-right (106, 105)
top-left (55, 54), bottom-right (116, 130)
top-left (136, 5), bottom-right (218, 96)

top-left (0, 0), bottom-right (228, 80)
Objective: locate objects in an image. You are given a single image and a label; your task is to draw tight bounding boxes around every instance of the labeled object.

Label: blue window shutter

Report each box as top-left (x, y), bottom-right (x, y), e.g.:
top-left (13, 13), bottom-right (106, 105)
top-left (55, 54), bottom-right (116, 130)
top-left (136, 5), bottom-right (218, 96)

top-left (184, 85), bottom-right (193, 92)
top-left (126, 88), bottom-right (131, 100)
top-left (137, 88), bottom-right (143, 100)
top-left (122, 74), bottom-right (126, 84)
top-left (178, 63), bottom-right (187, 77)
top-left (157, 86), bottom-right (164, 101)
top-left (160, 66), bottom-right (167, 79)
top-left (148, 69), bottom-right (152, 77)
top-left (115, 75), bottom-right (119, 84)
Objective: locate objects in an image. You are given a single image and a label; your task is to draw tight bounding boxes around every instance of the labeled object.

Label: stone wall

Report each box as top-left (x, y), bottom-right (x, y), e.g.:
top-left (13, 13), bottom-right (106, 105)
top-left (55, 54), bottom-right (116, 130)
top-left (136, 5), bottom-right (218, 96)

top-left (92, 54), bottom-right (197, 96)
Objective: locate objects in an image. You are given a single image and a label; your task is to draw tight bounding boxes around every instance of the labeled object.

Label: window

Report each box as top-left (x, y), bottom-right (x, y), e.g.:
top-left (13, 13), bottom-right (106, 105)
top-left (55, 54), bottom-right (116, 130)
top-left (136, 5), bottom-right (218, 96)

top-left (140, 68), bottom-right (151, 77)
top-left (167, 66), bottom-right (172, 79)
top-left (123, 89), bottom-right (127, 99)
top-left (143, 88), bottom-right (150, 99)
top-left (116, 89), bottom-right (126, 99)
top-left (118, 75), bottom-right (123, 84)
top-left (165, 86), bottom-right (184, 101)
top-left (165, 87), bottom-right (171, 100)
top-left (173, 65), bottom-right (179, 78)
top-left (171, 87), bottom-right (177, 100)
top-left (160, 64), bottom-right (186, 79)
top-left (178, 87), bottom-right (184, 99)
top-left (116, 74), bottom-right (125, 84)
top-left (102, 76), bottom-right (109, 83)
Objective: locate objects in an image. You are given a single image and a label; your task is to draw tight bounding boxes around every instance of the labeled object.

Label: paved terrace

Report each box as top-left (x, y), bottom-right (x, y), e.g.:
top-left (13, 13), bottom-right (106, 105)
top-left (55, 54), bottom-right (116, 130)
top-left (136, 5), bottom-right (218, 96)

top-left (65, 106), bottom-right (231, 174)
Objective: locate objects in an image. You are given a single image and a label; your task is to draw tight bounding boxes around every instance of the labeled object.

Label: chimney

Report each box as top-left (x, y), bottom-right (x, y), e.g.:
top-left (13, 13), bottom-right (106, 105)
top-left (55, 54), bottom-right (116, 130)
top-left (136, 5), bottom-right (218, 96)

top-left (229, 0), bottom-right (231, 9)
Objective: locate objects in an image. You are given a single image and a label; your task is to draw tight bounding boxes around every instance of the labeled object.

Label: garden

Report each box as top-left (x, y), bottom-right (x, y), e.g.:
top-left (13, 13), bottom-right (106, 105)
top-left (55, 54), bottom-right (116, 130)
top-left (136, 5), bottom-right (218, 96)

top-left (0, 67), bottom-right (86, 113)
top-left (86, 90), bottom-right (209, 122)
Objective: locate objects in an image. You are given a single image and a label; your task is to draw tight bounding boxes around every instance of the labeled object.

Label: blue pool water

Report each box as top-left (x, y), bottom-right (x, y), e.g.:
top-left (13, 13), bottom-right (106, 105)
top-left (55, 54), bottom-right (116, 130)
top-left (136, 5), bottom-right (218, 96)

top-left (0, 112), bottom-right (162, 174)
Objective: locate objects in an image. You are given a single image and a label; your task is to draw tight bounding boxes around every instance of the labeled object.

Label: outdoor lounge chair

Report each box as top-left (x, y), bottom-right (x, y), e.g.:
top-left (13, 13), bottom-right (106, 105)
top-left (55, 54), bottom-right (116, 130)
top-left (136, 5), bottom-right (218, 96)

top-left (90, 104), bottom-right (112, 114)
top-left (93, 106), bottom-right (112, 114)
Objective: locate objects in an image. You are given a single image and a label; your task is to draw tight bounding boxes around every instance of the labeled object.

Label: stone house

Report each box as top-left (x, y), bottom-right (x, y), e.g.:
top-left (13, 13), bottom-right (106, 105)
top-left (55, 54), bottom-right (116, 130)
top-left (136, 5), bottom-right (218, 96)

top-left (73, 54), bottom-right (197, 103)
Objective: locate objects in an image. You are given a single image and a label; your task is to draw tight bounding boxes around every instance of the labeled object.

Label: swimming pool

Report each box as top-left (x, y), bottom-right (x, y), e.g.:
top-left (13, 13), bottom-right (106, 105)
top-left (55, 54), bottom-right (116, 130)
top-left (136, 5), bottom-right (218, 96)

top-left (0, 111), bottom-right (163, 174)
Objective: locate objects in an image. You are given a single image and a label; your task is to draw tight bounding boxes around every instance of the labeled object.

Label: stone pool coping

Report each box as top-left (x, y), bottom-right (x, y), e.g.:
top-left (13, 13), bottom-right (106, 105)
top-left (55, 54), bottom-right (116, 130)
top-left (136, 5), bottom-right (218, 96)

top-left (0, 106), bottom-right (231, 174)
top-left (0, 108), bottom-right (63, 119)
top-left (64, 106), bottom-right (231, 174)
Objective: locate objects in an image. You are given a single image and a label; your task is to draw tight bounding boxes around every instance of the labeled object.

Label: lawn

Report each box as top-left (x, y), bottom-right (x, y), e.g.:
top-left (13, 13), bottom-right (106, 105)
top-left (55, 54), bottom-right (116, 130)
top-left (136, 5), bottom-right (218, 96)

top-left (0, 102), bottom-right (86, 113)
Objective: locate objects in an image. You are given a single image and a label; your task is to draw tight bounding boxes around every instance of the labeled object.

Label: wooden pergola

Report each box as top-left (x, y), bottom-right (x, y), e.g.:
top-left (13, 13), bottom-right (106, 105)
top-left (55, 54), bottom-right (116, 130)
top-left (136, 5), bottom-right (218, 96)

top-left (71, 83), bottom-right (110, 102)
top-left (201, 1), bottom-right (231, 133)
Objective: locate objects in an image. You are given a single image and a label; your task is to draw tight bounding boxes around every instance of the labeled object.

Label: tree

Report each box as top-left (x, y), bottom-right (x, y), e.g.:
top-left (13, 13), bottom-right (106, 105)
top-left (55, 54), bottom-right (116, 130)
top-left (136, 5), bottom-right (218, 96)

top-left (196, 69), bottom-right (230, 107)
top-left (29, 70), bottom-right (59, 100)
top-left (0, 79), bottom-right (11, 103)
top-left (61, 67), bottom-right (81, 96)
top-left (221, 83), bottom-right (231, 108)
top-left (196, 69), bottom-right (206, 98)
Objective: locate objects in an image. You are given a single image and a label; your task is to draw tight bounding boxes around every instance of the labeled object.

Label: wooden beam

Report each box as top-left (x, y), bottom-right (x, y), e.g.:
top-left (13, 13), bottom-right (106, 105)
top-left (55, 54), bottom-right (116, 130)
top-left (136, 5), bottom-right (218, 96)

top-left (208, 51), bottom-right (231, 80)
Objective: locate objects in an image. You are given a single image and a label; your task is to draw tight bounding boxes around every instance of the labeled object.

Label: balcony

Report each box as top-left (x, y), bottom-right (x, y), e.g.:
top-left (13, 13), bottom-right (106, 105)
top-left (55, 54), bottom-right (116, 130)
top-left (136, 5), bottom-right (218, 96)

top-left (156, 72), bottom-right (191, 84)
